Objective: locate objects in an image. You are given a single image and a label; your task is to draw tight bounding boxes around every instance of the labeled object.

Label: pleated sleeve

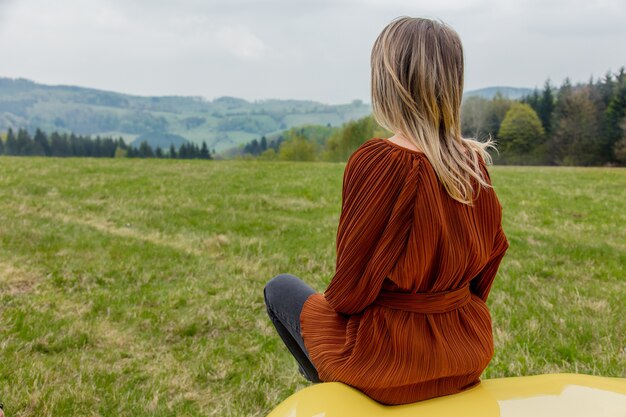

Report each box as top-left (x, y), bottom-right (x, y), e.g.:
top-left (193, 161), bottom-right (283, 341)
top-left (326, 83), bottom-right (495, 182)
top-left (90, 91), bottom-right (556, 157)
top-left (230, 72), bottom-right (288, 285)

top-left (323, 143), bottom-right (417, 315)
top-left (470, 224), bottom-right (509, 302)
top-left (467, 153), bottom-right (509, 302)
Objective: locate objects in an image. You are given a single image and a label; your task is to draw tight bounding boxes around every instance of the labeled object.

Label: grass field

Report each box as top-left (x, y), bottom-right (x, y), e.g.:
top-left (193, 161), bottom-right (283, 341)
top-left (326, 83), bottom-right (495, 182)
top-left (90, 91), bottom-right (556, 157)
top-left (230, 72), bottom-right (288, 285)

top-left (0, 157), bottom-right (624, 416)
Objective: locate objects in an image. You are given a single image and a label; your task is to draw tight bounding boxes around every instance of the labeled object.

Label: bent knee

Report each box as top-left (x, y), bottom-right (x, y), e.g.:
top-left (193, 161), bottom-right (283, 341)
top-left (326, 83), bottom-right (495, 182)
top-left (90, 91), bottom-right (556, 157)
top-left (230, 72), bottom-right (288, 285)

top-left (264, 273), bottom-right (298, 303)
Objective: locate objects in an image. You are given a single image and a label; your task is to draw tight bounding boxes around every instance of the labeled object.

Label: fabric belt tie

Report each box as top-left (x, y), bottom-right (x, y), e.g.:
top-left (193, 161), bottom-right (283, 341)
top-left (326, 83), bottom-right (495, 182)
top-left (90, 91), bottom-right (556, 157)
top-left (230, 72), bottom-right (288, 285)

top-left (372, 284), bottom-right (471, 314)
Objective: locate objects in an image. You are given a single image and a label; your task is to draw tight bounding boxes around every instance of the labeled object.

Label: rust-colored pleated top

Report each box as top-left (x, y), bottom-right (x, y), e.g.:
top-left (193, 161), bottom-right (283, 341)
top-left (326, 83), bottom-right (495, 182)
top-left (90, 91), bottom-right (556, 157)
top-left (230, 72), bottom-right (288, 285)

top-left (300, 137), bottom-right (509, 405)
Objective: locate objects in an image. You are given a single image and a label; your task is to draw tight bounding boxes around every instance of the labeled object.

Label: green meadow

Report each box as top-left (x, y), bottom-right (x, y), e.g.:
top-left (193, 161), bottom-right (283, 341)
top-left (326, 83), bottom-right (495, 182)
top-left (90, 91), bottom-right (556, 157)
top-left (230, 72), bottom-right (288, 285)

top-left (0, 157), bottom-right (624, 416)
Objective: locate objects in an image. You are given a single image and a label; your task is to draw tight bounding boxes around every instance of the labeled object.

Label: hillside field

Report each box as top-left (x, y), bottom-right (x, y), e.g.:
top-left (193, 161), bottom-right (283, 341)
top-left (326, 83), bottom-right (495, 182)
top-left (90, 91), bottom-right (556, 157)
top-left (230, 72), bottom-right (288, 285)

top-left (0, 77), bottom-right (373, 154)
top-left (0, 157), bottom-right (624, 416)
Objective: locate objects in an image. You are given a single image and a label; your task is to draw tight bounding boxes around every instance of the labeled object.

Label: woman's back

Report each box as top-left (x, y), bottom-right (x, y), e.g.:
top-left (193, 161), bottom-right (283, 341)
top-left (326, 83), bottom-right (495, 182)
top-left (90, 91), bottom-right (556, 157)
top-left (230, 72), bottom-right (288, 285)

top-left (266, 15), bottom-right (510, 406)
top-left (299, 137), bottom-right (509, 405)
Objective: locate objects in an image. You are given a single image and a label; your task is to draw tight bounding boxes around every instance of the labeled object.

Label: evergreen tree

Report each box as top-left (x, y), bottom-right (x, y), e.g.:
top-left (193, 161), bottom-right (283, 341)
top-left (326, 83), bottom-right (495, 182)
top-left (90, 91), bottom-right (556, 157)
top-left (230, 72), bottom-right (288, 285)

top-left (243, 141), bottom-right (252, 155)
top-left (103, 138), bottom-right (117, 157)
top-left (613, 118), bottom-right (626, 165)
top-left (0, 128), bottom-right (138, 158)
top-left (603, 71), bottom-right (626, 162)
top-left (69, 133), bottom-right (81, 156)
top-left (169, 143), bottom-right (177, 158)
top-left (34, 129), bottom-right (50, 156)
top-left (549, 79), bottom-right (572, 162)
top-left (138, 141), bottom-right (154, 158)
top-left (179, 143), bottom-right (188, 159)
top-left (260, 135), bottom-right (267, 152)
top-left (538, 80), bottom-right (555, 135)
top-left (93, 136), bottom-right (104, 157)
top-left (200, 141), bottom-right (210, 159)
top-left (53, 132), bottom-right (71, 156)
top-left (116, 138), bottom-right (127, 151)
top-left (5, 128), bottom-right (17, 155)
top-left (269, 136), bottom-right (283, 152)
top-left (155, 146), bottom-right (163, 158)
top-left (251, 139), bottom-right (260, 155)
top-left (597, 71), bottom-right (616, 108)
top-left (16, 128), bottom-right (32, 155)
top-left (83, 135), bottom-right (94, 157)
top-left (523, 88), bottom-right (541, 114)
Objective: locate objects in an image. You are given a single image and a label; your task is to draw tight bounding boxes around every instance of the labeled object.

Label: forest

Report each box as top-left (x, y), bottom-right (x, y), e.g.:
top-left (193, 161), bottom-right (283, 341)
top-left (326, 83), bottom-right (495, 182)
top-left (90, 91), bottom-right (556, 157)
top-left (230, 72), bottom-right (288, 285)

top-left (0, 129), bottom-right (215, 160)
top-left (0, 76), bottom-right (372, 153)
top-left (2, 68), bottom-right (625, 165)
top-left (239, 67), bottom-right (626, 166)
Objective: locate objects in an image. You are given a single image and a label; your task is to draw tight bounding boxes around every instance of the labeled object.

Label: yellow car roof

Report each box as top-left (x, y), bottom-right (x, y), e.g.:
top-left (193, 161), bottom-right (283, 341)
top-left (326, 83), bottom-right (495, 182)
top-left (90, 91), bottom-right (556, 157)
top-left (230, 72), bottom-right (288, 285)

top-left (268, 373), bottom-right (626, 417)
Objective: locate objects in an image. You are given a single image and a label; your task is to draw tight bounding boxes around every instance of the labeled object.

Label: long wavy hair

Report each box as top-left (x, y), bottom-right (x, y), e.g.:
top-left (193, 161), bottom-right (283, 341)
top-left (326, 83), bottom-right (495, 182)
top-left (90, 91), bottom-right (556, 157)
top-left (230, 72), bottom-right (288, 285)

top-left (371, 16), bottom-right (496, 204)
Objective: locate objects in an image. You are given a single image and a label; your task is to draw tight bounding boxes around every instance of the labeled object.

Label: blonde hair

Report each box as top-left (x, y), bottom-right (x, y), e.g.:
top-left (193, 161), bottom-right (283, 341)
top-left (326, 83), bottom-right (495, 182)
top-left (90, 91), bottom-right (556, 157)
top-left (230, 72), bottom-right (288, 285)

top-left (371, 16), bottom-right (495, 204)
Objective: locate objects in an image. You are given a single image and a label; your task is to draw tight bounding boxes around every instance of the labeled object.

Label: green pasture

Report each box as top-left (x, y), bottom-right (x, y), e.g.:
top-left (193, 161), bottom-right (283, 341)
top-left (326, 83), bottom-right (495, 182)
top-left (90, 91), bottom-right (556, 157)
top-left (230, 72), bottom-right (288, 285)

top-left (0, 157), bottom-right (624, 416)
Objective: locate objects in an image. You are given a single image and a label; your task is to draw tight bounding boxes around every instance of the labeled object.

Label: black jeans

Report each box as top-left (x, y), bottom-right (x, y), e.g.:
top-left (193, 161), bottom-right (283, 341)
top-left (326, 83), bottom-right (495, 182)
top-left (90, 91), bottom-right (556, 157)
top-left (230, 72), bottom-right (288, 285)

top-left (264, 273), bottom-right (321, 383)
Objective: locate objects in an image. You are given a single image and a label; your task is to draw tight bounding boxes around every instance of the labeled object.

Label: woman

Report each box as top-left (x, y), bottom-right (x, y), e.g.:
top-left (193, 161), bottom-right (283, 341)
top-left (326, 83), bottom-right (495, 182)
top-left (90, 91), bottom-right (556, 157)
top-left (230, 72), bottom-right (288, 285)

top-left (264, 16), bottom-right (509, 405)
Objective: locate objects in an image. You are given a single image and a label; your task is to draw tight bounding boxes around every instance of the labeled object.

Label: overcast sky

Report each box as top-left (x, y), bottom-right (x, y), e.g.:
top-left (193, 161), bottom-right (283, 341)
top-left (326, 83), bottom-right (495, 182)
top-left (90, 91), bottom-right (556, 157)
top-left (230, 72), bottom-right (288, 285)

top-left (0, 0), bottom-right (624, 104)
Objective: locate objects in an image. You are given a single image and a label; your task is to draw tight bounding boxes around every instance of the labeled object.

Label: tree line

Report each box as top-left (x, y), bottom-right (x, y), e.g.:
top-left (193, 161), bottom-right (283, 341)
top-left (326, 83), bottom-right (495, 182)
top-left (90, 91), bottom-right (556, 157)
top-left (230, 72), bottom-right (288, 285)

top-left (459, 68), bottom-right (625, 165)
top-left (235, 122), bottom-right (378, 162)
top-left (0, 128), bottom-right (214, 160)
top-left (3, 67), bottom-right (625, 166)
top-left (238, 67), bottom-right (626, 166)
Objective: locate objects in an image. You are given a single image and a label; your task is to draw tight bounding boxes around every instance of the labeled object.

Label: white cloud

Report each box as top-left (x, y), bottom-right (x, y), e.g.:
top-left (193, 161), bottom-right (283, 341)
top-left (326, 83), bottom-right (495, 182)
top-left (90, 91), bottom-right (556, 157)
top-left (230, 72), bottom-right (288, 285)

top-left (215, 25), bottom-right (269, 61)
top-left (0, 0), bottom-right (624, 103)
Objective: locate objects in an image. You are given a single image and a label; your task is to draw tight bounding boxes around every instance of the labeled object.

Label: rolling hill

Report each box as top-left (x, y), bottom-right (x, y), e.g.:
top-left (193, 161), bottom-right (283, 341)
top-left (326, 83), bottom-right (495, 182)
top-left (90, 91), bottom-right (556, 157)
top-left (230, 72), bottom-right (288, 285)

top-left (463, 86), bottom-right (533, 100)
top-left (0, 77), bottom-right (372, 154)
top-left (0, 76), bottom-right (531, 153)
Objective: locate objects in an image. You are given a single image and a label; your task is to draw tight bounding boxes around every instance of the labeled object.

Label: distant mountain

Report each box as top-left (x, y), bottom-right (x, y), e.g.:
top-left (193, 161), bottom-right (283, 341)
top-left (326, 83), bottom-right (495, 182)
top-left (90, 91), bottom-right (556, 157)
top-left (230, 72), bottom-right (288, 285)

top-left (0, 76), bottom-right (532, 153)
top-left (0, 77), bottom-right (372, 153)
top-left (464, 86), bottom-right (533, 100)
